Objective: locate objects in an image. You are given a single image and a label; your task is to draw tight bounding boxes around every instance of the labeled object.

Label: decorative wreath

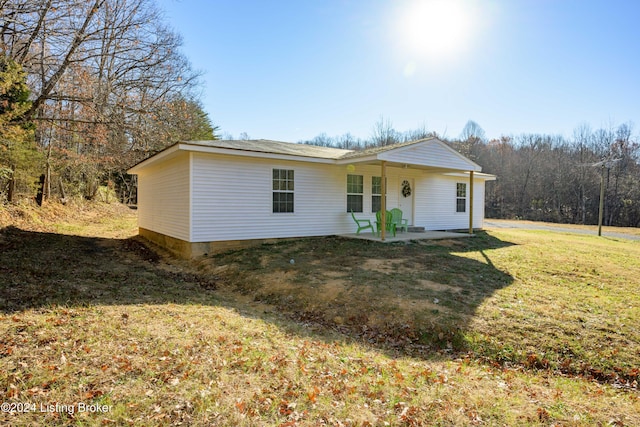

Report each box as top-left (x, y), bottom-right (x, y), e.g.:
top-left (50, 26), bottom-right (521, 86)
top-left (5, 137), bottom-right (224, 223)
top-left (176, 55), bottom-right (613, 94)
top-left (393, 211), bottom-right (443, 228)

top-left (401, 180), bottom-right (412, 197)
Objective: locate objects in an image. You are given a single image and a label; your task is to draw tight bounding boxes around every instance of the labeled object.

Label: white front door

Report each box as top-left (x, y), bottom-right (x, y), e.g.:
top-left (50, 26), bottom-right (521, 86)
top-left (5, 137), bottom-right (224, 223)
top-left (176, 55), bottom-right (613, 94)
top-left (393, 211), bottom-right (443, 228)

top-left (398, 178), bottom-right (414, 225)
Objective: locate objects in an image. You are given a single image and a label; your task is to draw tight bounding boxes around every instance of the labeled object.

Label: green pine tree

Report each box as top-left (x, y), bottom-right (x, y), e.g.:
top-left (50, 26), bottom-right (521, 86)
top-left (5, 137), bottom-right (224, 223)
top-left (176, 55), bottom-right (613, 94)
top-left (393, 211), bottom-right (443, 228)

top-left (0, 56), bottom-right (42, 202)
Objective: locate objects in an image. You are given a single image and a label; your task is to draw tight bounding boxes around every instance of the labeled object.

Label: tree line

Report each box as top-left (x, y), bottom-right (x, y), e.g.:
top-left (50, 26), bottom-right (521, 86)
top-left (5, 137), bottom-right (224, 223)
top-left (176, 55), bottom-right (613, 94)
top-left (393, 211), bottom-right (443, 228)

top-left (465, 122), bottom-right (640, 227)
top-left (300, 118), bottom-right (640, 228)
top-left (1, 0), bottom-right (217, 205)
top-left (1, 0), bottom-right (637, 228)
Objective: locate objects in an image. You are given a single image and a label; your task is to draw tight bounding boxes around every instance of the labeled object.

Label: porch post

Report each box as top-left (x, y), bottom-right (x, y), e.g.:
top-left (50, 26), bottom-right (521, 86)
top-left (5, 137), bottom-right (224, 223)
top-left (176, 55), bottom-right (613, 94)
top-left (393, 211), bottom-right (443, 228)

top-left (469, 170), bottom-right (474, 234)
top-left (381, 161), bottom-right (387, 241)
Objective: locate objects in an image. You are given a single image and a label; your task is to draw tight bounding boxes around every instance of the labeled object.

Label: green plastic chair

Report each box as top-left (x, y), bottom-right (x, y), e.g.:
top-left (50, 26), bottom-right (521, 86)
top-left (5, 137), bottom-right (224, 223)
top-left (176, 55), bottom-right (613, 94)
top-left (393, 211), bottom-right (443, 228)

top-left (390, 208), bottom-right (409, 233)
top-left (375, 210), bottom-right (397, 237)
top-left (350, 210), bottom-right (374, 234)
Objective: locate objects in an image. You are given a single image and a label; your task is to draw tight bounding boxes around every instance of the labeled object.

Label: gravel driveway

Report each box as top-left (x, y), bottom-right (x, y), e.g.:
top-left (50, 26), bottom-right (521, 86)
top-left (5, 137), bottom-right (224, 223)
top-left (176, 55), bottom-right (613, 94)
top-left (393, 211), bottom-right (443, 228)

top-left (484, 220), bottom-right (640, 241)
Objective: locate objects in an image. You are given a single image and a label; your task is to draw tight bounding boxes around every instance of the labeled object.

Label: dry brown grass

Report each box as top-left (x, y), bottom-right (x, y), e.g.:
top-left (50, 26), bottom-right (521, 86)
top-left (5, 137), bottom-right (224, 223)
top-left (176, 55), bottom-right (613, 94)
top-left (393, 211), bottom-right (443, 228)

top-left (1, 202), bottom-right (638, 426)
top-left (0, 198), bottom-right (136, 238)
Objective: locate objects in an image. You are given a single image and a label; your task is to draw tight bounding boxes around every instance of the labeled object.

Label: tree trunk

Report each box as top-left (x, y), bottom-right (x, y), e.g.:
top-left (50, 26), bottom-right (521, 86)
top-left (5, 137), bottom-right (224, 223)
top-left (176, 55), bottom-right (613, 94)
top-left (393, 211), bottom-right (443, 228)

top-left (58, 177), bottom-right (67, 205)
top-left (7, 165), bottom-right (16, 203)
top-left (44, 138), bottom-right (53, 200)
top-left (35, 174), bottom-right (45, 206)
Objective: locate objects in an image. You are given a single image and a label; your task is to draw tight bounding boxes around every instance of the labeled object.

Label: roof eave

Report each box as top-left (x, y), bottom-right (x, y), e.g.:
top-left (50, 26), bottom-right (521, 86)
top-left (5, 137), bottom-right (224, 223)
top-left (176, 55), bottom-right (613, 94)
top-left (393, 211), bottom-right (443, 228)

top-left (181, 144), bottom-right (339, 163)
top-left (129, 142), bottom-right (341, 173)
top-left (128, 138), bottom-right (485, 173)
top-left (127, 143), bottom-right (181, 174)
top-left (335, 154), bottom-right (380, 164)
top-left (443, 171), bottom-right (497, 180)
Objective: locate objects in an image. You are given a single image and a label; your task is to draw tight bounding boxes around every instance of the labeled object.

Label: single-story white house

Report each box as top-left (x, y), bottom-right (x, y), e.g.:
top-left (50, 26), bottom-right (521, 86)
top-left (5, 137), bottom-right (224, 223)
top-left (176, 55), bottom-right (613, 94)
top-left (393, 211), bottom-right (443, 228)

top-left (128, 137), bottom-right (495, 258)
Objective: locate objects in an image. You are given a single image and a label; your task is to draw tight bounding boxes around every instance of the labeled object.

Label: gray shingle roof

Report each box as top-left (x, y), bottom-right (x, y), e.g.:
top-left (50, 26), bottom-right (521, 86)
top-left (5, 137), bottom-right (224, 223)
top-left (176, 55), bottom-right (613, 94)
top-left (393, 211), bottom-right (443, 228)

top-left (183, 138), bottom-right (437, 160)
top-left (183, 139), bottom-right (352, 160)
top-left (338, 137), bottom-right (435, 159)
top-left (129, 136), bottom-right (483, 174)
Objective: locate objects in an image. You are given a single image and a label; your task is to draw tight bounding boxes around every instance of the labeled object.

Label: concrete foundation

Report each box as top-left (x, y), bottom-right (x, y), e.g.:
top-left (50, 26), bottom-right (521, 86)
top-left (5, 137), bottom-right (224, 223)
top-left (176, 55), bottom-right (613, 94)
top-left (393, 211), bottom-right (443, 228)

top-left (139, 228), bottom-right (283, 259)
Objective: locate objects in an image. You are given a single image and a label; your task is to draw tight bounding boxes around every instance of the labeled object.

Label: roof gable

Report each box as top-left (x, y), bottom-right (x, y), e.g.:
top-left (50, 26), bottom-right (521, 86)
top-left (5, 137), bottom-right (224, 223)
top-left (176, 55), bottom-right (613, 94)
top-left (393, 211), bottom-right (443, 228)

top-left (378, 139), bottom-right (481, 171)
top-left (337, 138), bottom-right (481, 171)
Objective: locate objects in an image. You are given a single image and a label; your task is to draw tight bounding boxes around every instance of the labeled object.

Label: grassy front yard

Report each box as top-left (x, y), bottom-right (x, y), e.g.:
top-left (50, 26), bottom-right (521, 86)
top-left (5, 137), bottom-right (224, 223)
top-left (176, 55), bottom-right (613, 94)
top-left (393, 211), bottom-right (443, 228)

top-left (1, 202), bottom-right (638, 425)
top-left (202, 229), bottom-right (640, 387)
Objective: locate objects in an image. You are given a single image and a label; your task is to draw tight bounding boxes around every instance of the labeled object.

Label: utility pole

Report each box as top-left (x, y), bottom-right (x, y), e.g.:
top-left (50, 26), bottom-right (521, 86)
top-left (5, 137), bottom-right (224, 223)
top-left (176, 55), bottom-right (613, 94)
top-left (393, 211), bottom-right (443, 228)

top-left (597, 164), bottom-right (605, 236)
top-left (591, 158), bottom-right (621, 236)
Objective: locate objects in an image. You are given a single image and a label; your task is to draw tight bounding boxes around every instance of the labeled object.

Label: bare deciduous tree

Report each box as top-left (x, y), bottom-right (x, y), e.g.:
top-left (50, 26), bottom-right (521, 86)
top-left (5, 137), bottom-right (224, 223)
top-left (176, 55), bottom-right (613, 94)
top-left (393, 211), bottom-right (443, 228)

top-left (371, 116), bottom-right (399, 147)
top-left (0, 0), bottom-right (216, 202)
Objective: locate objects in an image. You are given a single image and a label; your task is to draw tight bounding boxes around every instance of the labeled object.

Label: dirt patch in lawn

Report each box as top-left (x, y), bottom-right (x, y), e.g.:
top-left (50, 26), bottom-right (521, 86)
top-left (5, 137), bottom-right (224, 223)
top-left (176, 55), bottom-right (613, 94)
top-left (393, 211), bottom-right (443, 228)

top-left (203, 235), bottom-right (516, 351)
top-left (416, 279), bottom-right (462, 293)
top-left (361, 258), bottom-right (409, 273)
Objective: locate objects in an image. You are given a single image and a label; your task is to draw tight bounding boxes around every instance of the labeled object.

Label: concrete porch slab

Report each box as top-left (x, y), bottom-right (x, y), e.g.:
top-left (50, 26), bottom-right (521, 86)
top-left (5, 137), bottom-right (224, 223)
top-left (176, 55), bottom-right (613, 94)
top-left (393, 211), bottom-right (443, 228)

top-left (338, 230), bottom-right (473, 243)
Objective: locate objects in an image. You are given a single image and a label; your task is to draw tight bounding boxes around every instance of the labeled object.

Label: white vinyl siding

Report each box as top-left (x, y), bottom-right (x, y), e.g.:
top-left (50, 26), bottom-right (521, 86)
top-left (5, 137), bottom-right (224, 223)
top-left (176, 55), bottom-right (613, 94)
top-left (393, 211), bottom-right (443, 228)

top-left (191, 153), bottom-right (352, 242)
top-left (136, 153), bottom-right (190, 241)
top-left (415, 175), bottom-right (486, 230)
top-left (136, 151), bottom-right (489, 244)
top-left (342, 165), bottom-right (400, 221)
top-left (379, 140), bottom-right (480, 171)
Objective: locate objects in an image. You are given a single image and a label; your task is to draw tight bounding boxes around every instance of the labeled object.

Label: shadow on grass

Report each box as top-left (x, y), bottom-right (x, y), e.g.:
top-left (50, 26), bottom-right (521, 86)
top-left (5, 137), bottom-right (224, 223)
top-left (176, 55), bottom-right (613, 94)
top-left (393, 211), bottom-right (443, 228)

top-left (0, 226), bottom-right (515, 361)
top-left (0, 226), bottom-right (221, 313)
top-left (205, 232), bottom-right (516, 356)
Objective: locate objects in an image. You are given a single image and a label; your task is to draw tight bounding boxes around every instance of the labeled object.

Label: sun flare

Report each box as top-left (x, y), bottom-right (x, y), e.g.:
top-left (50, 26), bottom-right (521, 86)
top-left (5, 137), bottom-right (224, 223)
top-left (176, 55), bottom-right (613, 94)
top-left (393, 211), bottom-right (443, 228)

top-left (397, 0), bottom-right (474, 63)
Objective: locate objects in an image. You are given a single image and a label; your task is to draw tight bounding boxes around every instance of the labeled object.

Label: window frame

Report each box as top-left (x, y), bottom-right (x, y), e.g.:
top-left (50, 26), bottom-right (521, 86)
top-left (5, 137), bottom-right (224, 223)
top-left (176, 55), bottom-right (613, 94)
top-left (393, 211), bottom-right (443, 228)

top-left (346, 174), bottom-right (364, 213)
top-left (371, 176), bottom-right (387, 213)
top-left (272, 169), bottom-right (294, 213)
top-left (456, 182), bottom-right (467, 213)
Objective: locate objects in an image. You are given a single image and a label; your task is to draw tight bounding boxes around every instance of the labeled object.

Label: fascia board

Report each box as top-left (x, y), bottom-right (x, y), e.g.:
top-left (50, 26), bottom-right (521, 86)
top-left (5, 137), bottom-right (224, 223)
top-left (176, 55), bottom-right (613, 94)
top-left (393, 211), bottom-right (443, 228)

top-left (127, 144), bottom-right (181, 174)
top-left (181, 144), bottom-right (338, 164)
top-left (443, 171), bottom-right (497, 180)
top-left (335, 155), bottom-right (380, 164)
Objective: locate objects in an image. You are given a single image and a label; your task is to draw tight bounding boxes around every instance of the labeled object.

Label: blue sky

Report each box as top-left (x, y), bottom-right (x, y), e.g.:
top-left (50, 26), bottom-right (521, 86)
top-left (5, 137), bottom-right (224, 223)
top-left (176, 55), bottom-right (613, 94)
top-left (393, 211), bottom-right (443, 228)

top-left (158, 0), bottom-right (640, 142)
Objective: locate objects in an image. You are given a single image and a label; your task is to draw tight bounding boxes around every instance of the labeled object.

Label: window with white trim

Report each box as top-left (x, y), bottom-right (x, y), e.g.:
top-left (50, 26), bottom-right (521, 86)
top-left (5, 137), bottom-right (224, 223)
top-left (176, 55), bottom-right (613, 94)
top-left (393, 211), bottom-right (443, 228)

top-left (273, 169), bottom-right (294, 213)
top-left (347, 174), bottom-right (363, 212)
top-left (372, 176), bottom-right (382, 212)
top-left (456, 182), bottom-right (467, 213)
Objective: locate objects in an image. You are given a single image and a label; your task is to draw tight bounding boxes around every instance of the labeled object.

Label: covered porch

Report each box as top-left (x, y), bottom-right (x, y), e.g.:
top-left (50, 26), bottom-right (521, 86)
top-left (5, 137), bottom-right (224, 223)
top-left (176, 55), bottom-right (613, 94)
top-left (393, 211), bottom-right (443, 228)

top-left (339, 229), bottom-right (473, 243)
top-left (339, 139), bottom-right (489, 240)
